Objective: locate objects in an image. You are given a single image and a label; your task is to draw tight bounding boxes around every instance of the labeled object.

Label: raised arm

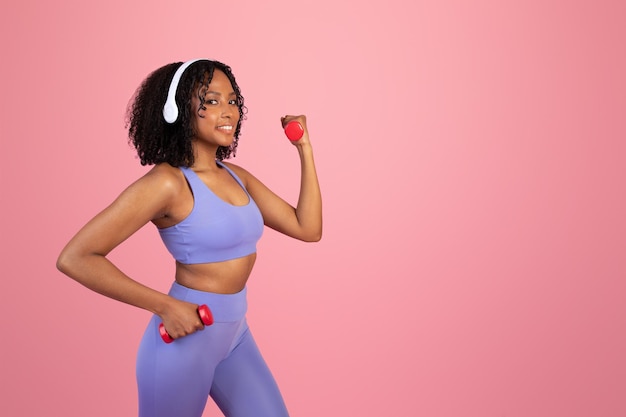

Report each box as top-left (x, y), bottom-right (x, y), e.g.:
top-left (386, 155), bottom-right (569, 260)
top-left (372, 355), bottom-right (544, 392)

top-left (228, 115), bottom-right (322, 242)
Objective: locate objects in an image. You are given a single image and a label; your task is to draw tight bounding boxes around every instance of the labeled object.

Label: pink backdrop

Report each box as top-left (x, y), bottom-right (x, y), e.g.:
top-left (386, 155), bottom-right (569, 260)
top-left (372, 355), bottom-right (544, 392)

top-left (2, 1), bottom-right (625, 416)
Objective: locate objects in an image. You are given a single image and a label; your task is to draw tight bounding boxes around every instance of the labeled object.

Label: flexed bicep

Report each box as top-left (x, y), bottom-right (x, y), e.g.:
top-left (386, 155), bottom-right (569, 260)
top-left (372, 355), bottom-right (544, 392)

top-left (226, 163), bottom-right (321, 242)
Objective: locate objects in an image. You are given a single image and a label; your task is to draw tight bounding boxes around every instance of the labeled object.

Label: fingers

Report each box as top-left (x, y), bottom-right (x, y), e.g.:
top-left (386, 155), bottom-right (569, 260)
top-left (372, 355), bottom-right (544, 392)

top-left (160, 319), bottom-right (204, 342)
top-left (281, 114), bottom-right (307, 129)
top-left (159, 301), bottom-right (208, 342)
top-left (175, 316), bottom-right (206, 336)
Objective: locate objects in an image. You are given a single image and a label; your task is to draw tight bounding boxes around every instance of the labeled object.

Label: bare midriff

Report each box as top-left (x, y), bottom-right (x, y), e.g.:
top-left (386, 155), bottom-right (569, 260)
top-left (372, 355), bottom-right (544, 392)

top-left (174, 253), bottom-right (257, 294)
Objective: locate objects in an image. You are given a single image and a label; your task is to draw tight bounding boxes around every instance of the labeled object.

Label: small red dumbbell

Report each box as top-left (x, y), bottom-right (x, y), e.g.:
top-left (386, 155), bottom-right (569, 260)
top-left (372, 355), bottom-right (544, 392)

top-left (159, 304), bottom-right (213, 343)
top-left (284, 121), bottom-right (304, 141)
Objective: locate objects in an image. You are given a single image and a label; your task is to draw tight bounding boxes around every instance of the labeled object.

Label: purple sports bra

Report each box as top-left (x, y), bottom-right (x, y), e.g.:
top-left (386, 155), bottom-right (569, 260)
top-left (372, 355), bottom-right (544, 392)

top-left (158, 161), bottom-right (264, 264)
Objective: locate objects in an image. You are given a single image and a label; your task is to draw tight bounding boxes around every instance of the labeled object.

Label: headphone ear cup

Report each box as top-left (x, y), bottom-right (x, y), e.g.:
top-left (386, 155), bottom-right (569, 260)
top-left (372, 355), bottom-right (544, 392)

top-left (163, 101), bottom-right (179, 123)
top-left (163, 59), bottom-right (205, 124)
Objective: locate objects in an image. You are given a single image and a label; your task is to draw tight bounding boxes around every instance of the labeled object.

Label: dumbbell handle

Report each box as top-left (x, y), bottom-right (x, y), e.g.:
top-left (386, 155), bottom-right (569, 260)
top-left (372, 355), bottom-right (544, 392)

top-left (284, 121), bottom-right (304, 141)
top-left (159, 304), bottom-right (214, 344)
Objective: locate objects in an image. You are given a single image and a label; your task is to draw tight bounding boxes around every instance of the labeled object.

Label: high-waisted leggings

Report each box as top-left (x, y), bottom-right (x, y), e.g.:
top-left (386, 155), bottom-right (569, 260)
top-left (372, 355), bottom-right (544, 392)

top-left (136, 282), bottom-right (289, 417)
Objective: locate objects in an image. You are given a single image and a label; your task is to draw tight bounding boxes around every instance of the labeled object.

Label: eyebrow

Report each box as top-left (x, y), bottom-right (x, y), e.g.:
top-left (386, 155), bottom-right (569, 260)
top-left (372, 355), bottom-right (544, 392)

top-left (205, 90), bottom-right (237, 97)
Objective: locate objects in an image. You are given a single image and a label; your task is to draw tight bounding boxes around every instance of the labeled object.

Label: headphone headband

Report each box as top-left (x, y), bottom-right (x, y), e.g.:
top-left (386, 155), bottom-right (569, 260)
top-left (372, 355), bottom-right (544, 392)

top-left (163, 59), bottom-right (205, 123)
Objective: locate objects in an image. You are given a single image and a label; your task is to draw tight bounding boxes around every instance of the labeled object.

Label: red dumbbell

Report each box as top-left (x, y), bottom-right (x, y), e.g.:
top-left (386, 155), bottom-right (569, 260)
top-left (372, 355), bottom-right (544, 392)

top-left (284, 121), bottom-right (304, 141)
top-left (159, 304), bottom-right (213, 343)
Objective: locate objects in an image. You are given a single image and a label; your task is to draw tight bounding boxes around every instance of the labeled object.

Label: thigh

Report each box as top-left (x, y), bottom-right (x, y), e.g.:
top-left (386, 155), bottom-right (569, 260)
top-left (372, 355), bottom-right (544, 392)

top-left (210, 326), bottom-right (290, 417)
top-left (136, 316), bottom-right (237, 417)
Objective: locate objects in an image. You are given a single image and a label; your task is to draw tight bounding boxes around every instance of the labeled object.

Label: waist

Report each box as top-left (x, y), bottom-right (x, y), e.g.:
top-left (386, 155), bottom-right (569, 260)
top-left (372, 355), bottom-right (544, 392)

top-left (168, 281), bottom-right (247, 322)
top-left (174, 253), bottom-right (256, 294)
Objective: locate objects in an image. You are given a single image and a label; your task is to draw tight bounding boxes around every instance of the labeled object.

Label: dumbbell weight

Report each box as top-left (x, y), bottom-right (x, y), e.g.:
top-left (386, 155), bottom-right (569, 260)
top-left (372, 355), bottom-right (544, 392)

top-left (158, 304), bottom-right (213, 343)
top-left (284, 121), bottom-right (304, 141)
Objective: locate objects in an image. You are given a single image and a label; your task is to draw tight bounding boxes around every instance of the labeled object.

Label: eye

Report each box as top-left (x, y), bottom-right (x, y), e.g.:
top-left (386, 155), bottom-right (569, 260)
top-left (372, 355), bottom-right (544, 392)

top-left (207, 99), bottom-right (218, 105)
top-left (228, 99), bottom-right (237, 105)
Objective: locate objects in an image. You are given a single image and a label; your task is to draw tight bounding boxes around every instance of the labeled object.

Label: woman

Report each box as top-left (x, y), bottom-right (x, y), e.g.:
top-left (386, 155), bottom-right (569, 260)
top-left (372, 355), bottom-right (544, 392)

top-left (56, 59), bottom-right (322, 417)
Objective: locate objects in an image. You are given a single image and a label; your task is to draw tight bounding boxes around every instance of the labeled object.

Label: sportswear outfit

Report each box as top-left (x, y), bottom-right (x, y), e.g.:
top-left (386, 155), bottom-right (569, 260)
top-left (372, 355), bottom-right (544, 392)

top-left (136, 161), bottom-right (289, 417)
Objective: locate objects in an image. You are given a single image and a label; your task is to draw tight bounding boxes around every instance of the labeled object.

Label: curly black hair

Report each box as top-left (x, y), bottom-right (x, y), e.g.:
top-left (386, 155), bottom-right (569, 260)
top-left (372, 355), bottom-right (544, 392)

top-left (126, 60), bottom-right (247, 166)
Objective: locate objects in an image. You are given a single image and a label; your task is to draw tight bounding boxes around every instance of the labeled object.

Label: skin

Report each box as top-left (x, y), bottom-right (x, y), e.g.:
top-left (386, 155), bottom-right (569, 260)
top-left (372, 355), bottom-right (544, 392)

top-left (57, 70), bottom-right (322, 340)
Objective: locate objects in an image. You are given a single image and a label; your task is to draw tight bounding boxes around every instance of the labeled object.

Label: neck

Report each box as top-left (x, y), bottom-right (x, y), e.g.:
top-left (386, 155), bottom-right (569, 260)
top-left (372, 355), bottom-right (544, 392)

top-left (191, 143), bottom-right (221, 171)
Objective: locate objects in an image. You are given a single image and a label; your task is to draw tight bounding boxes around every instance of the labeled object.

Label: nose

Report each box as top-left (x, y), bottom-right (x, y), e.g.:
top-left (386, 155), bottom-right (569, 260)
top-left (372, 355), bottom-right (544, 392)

top-left (220, 102), bottom-right (234, 118)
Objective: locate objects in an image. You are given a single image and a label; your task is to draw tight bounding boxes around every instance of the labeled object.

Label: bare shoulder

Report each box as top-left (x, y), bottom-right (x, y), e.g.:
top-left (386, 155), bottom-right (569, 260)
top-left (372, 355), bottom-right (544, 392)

top-left (136, 163), bottom-right (187, 195)
top-left (109, 163), bottom-right (190, 225)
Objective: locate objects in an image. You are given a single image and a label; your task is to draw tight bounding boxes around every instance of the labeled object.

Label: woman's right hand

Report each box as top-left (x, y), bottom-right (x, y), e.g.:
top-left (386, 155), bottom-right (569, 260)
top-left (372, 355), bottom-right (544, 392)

top-left (159, 298), bottom-right (206, 340)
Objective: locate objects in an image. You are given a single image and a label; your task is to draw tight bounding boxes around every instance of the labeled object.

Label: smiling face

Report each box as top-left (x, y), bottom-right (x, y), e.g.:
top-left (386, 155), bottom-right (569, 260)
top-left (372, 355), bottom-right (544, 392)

top-left (191, 69), bottom-right (241, 152)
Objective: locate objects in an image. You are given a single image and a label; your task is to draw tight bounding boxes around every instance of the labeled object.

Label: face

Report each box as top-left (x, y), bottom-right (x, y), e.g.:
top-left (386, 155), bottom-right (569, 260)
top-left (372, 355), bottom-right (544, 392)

top-left (191, 69), bottom-right (240, 149)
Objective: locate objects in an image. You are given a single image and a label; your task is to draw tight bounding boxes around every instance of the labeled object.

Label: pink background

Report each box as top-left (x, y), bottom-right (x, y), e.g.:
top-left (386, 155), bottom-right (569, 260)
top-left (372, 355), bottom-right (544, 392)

top-left (2, 1), bottom-right (625, 416)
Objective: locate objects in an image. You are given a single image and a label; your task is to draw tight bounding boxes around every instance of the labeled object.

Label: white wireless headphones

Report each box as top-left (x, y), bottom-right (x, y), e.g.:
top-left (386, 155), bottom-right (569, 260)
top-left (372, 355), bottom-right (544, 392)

top-left (162, 59), bottom-right (206, 123)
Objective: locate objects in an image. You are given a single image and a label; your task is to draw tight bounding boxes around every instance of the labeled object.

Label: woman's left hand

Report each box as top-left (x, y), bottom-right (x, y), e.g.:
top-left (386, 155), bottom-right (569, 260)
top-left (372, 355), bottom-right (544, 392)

top-left (281, 114), bottom-right (310, 145)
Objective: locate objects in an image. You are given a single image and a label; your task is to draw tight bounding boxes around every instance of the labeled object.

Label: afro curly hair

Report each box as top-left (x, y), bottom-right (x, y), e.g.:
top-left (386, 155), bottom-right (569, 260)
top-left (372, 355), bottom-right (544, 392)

top-left (126, 59), bottom-right (247, 167)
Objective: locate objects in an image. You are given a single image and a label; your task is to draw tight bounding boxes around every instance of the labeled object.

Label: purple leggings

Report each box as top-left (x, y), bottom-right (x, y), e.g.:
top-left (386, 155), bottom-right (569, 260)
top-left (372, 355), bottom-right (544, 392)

top-left (136, 282), bottom-right (289, 417)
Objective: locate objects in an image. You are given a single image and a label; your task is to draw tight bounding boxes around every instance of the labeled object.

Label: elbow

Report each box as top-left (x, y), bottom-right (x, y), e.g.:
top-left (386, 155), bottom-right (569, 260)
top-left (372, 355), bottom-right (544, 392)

top-left (56, 250), bottom-right (72, 275)
top-left (56, 247), bottom-right (81, 277)
top-left (303, 228), bottom-right (322, 243)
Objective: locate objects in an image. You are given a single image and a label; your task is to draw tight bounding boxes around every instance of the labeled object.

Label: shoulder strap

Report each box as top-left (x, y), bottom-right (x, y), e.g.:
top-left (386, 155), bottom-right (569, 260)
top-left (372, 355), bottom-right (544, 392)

top-left (179, 167), bottom-right (203, 195)
top-left (216, 160), bottom-right (248, 191)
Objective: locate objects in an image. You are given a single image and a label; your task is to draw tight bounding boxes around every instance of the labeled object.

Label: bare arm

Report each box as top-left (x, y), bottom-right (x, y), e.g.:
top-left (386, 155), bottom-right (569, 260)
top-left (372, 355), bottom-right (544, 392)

top-left (229, 115), bottom-right (322, 241)
top-left (56, 165), bottom-right (204, 338)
